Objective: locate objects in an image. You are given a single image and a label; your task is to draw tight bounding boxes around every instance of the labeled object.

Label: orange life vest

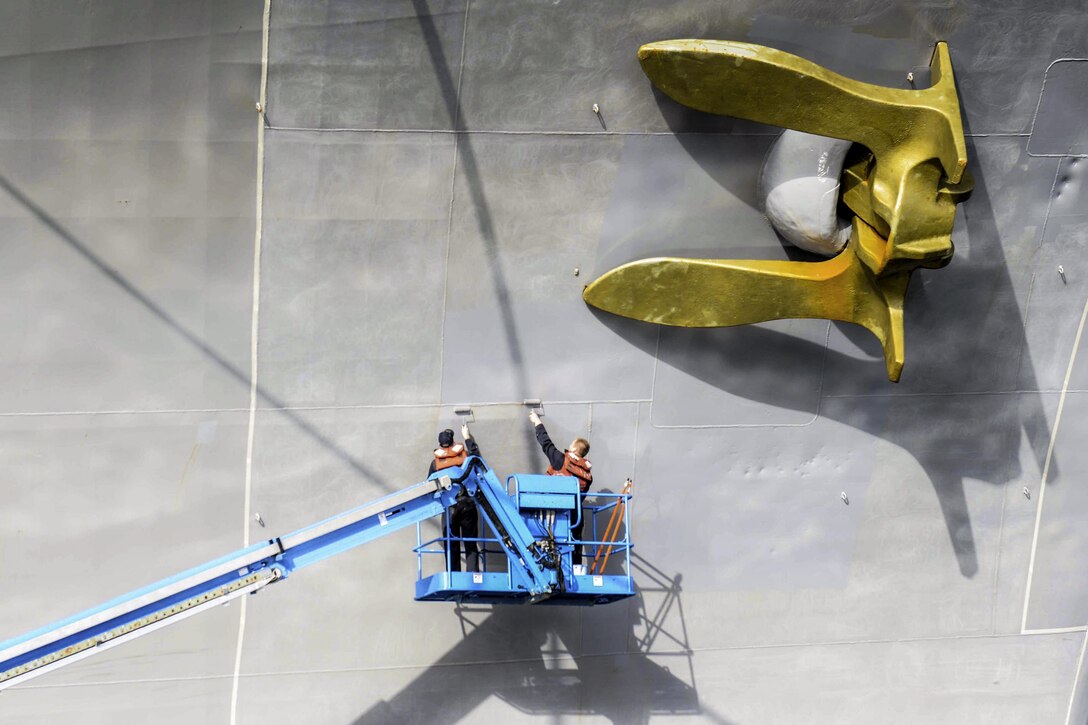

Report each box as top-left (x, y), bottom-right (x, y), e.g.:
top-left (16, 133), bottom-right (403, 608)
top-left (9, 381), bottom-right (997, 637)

top-left (547, 451), bottom-right (593, 493)
top-left (433, 444), bottom-right (466, 471)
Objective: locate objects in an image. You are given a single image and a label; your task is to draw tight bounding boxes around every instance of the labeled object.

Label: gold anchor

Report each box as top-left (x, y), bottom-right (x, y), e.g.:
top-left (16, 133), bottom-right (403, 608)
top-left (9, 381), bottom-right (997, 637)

top-left (583, 41), bottom-right (973, 382)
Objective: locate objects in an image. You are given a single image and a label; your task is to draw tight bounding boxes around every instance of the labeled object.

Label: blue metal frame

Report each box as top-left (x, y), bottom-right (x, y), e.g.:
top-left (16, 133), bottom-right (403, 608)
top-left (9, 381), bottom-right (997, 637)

top-left (414, 462), bottom-right (634, 606)
top-left (584, 492), bottom-right (634, 575)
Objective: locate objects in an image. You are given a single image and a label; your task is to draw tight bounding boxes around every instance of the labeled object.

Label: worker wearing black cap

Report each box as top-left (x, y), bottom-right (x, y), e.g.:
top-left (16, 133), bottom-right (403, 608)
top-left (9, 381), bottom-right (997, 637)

top-left (430, 424), bottom-right (481, 572)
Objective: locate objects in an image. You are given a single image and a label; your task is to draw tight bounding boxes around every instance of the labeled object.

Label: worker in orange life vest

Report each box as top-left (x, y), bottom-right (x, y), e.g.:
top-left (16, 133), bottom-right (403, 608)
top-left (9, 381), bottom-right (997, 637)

top-left (430, 424), bottom-right (481, 572)
top-left (528, 410), bottom-right (592, 566)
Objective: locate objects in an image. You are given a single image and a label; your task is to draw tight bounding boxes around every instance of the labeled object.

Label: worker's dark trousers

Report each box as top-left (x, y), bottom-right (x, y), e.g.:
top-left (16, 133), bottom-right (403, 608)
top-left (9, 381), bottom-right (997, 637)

top-left (571, 493), bottom-right (591, 567)
top-left (443, 501), bottom-right (480, 573)
top-left (571, 518), bottom-right (586, 566)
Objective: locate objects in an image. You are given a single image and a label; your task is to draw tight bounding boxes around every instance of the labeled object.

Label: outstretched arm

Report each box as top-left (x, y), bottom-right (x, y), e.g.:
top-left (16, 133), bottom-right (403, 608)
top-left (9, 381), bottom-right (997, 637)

top-left (462, 423), bottom-right (481, 458)
top-left (529, 412), bottom-right (566, 470)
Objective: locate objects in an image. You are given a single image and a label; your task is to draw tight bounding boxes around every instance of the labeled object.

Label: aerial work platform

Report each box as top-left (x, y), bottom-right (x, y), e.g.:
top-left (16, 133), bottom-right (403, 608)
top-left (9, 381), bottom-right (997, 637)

top-left (0, 456), bottom-right (632, 690)
top-left (415, 471), bottom-right (633, 605)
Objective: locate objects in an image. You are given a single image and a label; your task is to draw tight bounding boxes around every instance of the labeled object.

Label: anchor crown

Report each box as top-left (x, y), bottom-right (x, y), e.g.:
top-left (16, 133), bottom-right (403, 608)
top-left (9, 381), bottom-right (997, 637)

top-left (584, 40), bottom-right (973, 382)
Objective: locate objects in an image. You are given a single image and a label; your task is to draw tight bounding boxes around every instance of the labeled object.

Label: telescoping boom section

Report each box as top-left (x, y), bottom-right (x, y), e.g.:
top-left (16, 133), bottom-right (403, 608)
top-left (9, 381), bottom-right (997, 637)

top-left (0, 456), bottom-right (633, 691)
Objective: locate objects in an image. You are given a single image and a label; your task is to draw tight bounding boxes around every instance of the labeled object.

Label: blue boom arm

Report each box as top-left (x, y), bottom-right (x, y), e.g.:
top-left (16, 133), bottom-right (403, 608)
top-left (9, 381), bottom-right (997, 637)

top-left (0, 456), bottom-right (632, 691)
top-left (0, 474), bottom-right (466, 690)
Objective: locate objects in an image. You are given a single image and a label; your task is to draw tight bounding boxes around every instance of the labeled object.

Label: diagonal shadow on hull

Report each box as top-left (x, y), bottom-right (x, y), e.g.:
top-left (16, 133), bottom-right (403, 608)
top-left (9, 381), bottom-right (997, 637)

top-left (0, 171), bottom-right (396, 494)
top-left (411, 0), bottom-right (540, 474)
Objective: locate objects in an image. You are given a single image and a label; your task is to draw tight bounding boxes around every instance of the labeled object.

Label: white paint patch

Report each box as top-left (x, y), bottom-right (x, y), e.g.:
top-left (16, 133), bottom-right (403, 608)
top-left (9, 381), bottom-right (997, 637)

top-left (196, 420), bottom-right (218, 444)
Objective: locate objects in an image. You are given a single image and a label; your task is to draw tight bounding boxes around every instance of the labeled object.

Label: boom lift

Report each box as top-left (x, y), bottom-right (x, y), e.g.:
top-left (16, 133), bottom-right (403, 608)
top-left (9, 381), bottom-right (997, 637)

top-left (0, 456), bottom-right (633, 691)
